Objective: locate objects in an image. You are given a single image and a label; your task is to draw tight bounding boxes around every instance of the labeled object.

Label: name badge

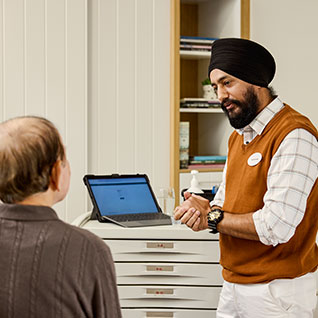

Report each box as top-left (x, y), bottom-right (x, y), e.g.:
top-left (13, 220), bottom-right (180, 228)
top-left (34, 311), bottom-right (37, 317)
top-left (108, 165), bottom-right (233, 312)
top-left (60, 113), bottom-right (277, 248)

top-left (248, 152), bottom-right (262, 166)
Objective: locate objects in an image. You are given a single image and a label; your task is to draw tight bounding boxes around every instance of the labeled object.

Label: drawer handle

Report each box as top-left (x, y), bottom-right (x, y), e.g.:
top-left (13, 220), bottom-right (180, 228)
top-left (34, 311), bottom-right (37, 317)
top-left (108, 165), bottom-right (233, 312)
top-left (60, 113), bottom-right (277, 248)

top-left (146, 288), bottom-right (174, 295)
top-left (146, 242), bottom-right (174, 249)
top-left (146, 312), bottom-right (173, 317)
top-left (146, 265), bottom-right (173, 272)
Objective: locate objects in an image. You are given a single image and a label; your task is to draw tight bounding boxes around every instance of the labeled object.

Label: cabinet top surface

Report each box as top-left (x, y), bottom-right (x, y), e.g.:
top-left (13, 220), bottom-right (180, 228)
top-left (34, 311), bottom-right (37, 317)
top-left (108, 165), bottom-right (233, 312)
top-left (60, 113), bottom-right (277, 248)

top-left (82, 220), bottom-right (218, 240)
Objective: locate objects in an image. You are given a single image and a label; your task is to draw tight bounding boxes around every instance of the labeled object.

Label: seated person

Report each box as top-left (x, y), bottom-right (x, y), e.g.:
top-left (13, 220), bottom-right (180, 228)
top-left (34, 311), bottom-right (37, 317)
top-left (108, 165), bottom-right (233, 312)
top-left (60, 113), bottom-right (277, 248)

top-left (0, 116), bottom-right (122, 318)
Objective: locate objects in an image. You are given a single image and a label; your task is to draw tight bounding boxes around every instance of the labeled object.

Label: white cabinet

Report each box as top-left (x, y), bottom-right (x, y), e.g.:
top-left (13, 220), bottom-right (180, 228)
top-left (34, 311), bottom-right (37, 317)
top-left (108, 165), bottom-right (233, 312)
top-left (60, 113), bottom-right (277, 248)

top-left (118, 285), bottom-right (222, 309)
top-left (121, 309), bottom-right (217, 318)
top-left (82, 221), bottom-right (222, 317)
top-left (105, 239), bottom-right (220, 262)
top-left (115, 263), bottom-right (222, 285)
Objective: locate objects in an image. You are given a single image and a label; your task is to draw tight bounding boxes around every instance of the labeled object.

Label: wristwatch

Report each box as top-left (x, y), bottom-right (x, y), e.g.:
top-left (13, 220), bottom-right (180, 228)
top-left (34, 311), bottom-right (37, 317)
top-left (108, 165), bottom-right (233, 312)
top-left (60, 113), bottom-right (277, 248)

top-left (207, 208), bottom-right (224, 234)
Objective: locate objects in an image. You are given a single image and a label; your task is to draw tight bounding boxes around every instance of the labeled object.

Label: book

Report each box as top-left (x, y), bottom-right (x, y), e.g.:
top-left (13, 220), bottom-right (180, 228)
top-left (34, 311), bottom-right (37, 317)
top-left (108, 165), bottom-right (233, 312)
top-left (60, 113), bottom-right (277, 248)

top-left (191, 155), bottom-right (227, 162)
top-left (180, 103), bottom-right (220, 108)
top-left (189, 160), bottom-right (226, 165)
top-left (179, 122), bottom-right (190, 169)
top-left (180, 44), bottom-right (212, 51)
top-left (180, 98), bottom-right (221, 108)
top-left (180, 35), bottom-right (218, 44)
top-left (181, 98), bottom-right (220, 103)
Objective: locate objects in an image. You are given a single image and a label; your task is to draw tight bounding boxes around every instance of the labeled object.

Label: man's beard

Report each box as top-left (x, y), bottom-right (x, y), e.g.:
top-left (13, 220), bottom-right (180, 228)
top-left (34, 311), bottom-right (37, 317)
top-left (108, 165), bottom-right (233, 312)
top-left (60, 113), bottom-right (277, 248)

top-left (221, 86), bottom-right (260, 129)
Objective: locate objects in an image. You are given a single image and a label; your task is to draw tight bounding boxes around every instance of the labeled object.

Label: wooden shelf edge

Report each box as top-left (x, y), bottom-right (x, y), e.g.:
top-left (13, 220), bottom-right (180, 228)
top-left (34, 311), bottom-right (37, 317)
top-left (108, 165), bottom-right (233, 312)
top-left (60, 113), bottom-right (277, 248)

top-left (180, 168), bottom-right (224, 173)
top-left (180, 50), bottom-right (211, 59)
top-left (170, 0), bottom-right (181, 205)
top-left (180, 108), bottom-right (223, 113)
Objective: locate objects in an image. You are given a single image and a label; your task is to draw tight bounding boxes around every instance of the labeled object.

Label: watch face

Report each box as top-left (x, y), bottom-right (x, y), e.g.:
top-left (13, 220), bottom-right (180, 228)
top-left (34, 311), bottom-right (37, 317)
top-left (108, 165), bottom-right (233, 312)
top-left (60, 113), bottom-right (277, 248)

top-left (208, 210), bottom-right (221, 221)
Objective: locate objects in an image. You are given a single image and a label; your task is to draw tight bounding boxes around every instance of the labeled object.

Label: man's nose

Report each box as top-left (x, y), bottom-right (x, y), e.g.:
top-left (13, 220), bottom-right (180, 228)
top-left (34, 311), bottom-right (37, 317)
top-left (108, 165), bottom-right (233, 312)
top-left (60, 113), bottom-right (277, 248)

top-left (217, 86), bottom-right (228, 103)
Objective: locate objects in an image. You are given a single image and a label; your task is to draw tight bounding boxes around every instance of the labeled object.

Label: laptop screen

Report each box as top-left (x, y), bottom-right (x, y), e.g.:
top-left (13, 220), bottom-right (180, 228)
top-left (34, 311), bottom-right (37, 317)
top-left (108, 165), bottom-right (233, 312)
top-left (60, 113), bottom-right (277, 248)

top-left (87, 176), bottom-right (160, 216)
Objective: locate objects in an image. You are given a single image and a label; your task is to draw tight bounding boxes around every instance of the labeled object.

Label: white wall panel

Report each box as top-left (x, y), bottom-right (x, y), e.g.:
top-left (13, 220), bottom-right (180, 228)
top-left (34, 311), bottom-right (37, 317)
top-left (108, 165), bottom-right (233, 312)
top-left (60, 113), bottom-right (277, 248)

top-left (152, 0), bottom-right (170, 191)
top-left (135, 0), bottom-right (154, 177)
top-left (64, 0), bottom-right (87, 222)
top-left (94, 0), bottom-right (117, 173)
top-left (1, 0), bottom-right (170, 220)
top-left (46, 0), bottom-right (66, 138)
top-left (2, 0), bottom-right (25, 118)
top-left (25, 0), bottom-right (46, 115)
top-left (87, 0), bottom-right (99, 172)
top-left (0, 0), bottom-right (3, 122)
top-left (117, 0), bottom-right (136, 172)
top-left (88, 0), bottom-right (171, 200)
top-left (0, 0), bottom-right (87, 222)
top-left (45, 0), bottom-right (67, 218)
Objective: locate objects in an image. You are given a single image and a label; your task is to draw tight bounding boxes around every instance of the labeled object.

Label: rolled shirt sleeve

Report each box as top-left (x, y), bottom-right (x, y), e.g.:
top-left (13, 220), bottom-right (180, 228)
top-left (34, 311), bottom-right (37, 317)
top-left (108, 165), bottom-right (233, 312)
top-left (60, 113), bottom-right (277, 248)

top-left (253, 128), bottom-right (318, 246)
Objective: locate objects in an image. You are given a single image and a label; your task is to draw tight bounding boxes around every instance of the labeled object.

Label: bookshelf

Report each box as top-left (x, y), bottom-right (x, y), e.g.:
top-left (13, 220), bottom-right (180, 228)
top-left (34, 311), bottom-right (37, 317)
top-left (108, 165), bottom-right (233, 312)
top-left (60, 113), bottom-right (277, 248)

top-left (170, 0), bottom-right (250, 204)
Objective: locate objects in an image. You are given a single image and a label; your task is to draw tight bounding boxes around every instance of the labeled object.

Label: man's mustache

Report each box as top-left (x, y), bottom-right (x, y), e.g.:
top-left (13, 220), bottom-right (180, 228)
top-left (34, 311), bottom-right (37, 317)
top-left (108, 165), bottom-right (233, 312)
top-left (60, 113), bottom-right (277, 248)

top-left (221, 99), bottom-right (241, 111)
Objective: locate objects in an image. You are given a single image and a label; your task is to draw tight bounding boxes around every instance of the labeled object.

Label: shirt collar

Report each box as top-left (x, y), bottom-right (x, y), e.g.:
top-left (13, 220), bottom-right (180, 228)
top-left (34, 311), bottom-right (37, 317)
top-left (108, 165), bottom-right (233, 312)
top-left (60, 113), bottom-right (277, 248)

top-left (236, 97), bottom-right (284, 136)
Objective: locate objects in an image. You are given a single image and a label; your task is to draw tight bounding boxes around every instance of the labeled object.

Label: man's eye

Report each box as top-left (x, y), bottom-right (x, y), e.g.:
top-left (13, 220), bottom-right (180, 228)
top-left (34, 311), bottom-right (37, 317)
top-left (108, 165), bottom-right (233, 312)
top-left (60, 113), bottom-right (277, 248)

top-left (224, 81), bottom-right (230, 86)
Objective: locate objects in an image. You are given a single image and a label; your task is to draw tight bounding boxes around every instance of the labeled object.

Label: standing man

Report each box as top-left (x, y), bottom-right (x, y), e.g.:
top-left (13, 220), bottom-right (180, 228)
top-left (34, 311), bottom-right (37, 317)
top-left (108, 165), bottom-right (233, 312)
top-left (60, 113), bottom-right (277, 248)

top-left (0, 116), bottom-right (122, 318)
top-left (174, 38), bottom-right (318, 317)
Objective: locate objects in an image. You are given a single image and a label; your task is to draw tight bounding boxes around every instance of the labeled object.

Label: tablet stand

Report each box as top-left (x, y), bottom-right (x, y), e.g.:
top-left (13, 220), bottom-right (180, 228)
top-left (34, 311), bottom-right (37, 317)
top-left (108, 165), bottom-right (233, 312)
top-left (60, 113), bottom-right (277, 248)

top-left (90, 206), bottom-right (98, 220)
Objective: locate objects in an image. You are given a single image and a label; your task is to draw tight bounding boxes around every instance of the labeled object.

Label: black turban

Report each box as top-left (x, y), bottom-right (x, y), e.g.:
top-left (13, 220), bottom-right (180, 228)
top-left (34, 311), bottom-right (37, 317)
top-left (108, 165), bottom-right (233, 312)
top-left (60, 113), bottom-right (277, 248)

top-left (208, 38), bottom-right (276, 87)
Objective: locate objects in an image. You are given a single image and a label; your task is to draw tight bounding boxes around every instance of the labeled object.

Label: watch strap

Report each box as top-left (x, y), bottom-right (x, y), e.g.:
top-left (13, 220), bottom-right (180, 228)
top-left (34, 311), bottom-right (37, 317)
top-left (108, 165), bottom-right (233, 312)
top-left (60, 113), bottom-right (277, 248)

top-left (207, 208), bottom-right (224, 234)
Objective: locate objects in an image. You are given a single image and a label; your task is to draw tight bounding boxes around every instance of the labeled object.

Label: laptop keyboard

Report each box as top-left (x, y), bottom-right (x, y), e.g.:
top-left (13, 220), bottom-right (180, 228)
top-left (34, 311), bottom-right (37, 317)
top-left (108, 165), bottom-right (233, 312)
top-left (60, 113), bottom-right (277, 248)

top-left (110, 212), bottom-right (171, 222)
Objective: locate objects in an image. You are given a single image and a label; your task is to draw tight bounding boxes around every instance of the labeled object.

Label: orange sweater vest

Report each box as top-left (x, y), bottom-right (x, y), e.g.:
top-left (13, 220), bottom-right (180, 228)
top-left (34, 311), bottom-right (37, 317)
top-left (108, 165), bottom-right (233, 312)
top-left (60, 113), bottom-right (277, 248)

top-left (221, 105), bottom-right (318, 284)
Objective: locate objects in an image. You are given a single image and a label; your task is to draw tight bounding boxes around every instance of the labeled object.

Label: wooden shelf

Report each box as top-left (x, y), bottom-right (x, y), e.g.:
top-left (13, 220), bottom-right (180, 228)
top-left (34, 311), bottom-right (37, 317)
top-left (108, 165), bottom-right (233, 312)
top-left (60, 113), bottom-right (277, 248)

top-left (180, 50), bottom-right (210, 59)
top-left (180, 167), bottom-right (224, 173)
top-left (180, 108), bottom-right (223, 113)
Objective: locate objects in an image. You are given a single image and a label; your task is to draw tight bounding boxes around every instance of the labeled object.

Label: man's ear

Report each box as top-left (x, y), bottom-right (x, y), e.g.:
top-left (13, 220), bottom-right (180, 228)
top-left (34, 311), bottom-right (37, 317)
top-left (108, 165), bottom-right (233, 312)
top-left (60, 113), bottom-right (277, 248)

top-left (50, 160), bottom-right (62, 191)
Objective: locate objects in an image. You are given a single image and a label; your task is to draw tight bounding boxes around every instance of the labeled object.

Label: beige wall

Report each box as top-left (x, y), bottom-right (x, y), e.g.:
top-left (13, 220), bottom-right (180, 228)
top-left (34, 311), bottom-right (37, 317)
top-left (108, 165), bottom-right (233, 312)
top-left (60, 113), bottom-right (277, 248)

top-left (0, 0), bottom-right (171, 222)
top-left (250, 0), bottom-right (318, 127)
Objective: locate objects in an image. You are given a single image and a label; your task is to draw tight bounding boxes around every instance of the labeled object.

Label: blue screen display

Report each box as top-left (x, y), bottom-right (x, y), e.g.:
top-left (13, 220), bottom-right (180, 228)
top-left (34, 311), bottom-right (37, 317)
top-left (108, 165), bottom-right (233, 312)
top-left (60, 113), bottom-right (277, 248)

top-left (88, 177), bottom-right (159, 216)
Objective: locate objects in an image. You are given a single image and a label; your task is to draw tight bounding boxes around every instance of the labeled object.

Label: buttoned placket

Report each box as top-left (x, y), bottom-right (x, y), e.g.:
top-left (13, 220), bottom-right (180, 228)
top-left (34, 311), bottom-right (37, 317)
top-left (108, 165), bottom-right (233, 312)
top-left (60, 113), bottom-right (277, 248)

top-left (243, 125), bottom-right (254, 145)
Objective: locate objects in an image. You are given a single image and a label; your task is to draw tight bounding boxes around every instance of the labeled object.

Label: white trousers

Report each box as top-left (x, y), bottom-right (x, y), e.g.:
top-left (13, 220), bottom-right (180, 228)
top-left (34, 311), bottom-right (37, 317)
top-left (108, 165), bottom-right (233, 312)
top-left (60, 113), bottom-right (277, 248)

top-left (217, 273), bottom-right (317, 318)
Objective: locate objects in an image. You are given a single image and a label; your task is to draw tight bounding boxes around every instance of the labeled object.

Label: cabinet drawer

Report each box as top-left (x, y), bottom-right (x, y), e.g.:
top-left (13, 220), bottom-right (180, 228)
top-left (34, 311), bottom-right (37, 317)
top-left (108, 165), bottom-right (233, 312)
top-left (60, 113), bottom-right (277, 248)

top-left (122, 308), bottom-right (216, 318)
top-left (118, 285), bottom-right (221, 309)
top-left (115, 262), bottom-right (223, 285)
top-left (105, 240), bottom-right (219, 262)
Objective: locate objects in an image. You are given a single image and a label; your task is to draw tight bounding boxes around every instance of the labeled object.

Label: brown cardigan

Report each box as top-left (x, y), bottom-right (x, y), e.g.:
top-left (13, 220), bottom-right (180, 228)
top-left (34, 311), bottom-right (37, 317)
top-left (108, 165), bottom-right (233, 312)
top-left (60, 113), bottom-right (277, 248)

top-left (221, 105), bottom-right (318, 284)
top-left (0, 203), bottom-right (122, 318)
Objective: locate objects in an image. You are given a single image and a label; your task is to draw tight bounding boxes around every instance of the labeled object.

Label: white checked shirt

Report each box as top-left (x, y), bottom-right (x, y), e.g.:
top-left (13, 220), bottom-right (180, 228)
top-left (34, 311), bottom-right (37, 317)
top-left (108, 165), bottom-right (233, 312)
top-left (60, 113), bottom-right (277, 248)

top-left (211, 97), bottom-right (318, 246)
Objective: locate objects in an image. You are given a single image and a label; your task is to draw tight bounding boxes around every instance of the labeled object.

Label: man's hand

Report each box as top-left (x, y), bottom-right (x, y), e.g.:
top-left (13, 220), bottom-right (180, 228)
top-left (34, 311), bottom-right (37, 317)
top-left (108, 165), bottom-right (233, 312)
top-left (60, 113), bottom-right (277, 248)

top-left (174, 192), bottom-right (210, 231)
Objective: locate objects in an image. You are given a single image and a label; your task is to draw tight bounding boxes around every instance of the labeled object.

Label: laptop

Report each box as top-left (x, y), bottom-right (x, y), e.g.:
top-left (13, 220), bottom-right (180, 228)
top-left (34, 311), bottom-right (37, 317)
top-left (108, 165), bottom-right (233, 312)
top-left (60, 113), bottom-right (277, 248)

top-left (83, 174), bottom-right (172, 227)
